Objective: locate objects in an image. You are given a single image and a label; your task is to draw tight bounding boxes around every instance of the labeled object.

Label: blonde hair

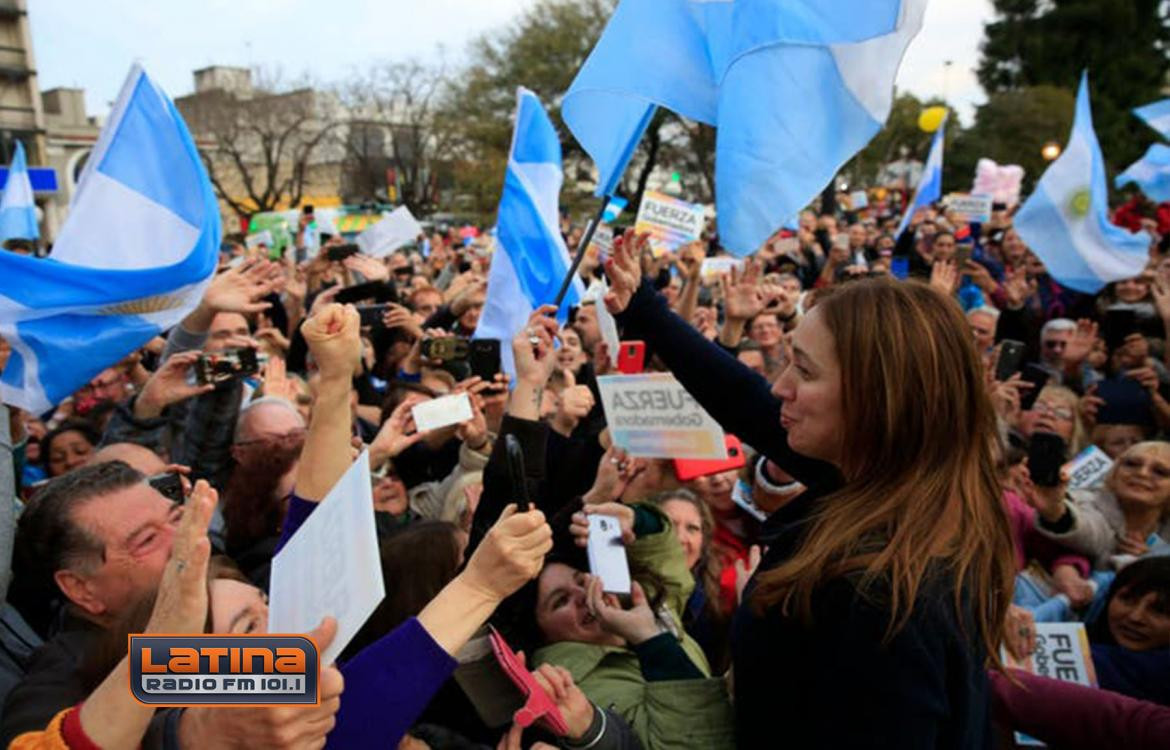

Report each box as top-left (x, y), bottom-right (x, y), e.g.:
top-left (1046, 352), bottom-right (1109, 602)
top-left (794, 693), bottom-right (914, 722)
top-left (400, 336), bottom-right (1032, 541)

top-left (1034, 385), bottom-right (1088, 454)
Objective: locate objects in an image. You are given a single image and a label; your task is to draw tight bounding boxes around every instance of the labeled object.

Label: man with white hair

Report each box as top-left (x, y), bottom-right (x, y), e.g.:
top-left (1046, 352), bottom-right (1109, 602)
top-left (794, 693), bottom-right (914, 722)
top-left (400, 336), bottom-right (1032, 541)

top-left (967, 307), bottom-right (1000, 356)
top-left (1038, 318), bottom-right (1077, 383)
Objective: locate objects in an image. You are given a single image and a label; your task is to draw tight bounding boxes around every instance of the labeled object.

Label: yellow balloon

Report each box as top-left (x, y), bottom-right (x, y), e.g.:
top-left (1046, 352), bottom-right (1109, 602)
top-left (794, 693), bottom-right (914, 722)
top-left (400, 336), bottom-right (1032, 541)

top-left (918, 106), bottom-right (948, 133)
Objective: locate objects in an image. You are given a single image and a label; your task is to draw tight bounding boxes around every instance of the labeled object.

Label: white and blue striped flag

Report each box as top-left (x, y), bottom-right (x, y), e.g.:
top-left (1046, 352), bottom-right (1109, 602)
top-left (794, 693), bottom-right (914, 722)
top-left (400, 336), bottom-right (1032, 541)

top-left (475, 88), bottom-right (583, 378)
top-left (896, 115), bottom-right (946, 236)
top-left (0, 142), bottom-right (39, 243)
top-left (602, 196), bottom-right (628, 224)
top-left (1014, 73), bottom-right (1150, 295)
top-left (561, 0), bottom-right (927, 256)
top-left (1116, 143), bottom-right (1170, 203)
top-left (0, 65), bottom-right (220, 412)
top-left (1134, 98), bottom-right (1170, 141)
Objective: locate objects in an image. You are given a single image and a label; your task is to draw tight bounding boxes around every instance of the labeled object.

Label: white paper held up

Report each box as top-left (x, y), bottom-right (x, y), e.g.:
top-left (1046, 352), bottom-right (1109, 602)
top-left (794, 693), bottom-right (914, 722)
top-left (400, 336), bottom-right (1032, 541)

top-left (268, 450), bottom-right (385, 665)
top-left (356, 206), bottom-right (424, 258)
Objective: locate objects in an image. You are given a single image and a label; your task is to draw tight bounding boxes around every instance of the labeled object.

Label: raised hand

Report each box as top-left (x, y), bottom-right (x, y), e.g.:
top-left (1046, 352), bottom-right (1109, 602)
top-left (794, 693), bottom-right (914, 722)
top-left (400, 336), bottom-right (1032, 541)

top-left (720, 260), bottom-right (766, 321)
top-left (531, 664), bottom-right (596, 741)
top-left (461, 504), bottom-right (552, 601)
top-left (381, 302), bottom-right (424, 340)
top-left (582, 445), bottom-right (646, 505)
top-left (1079, 383), bottom-right (1105, 429)
top-left (930, 260), bottom-right (958, 295)
top-left (342, 253), bottom-right (389, 282)
top-left (370, 397), bottom-right (430, 463)
top-left (551, 368), bottom-right (595, 436)
top-left (301, 303), bottom-right (362, 381)
top-left (145, 480), bottom-right (216, 634)
top-left (570, 502), bottom-right (635, 548)
top-left (586, 577), bottom-right (659, 645)
top-left (134, 351), bottom-right (215, 419)
top-left (512, 305), bottom-right (560, 388)
top-left (604, 230), bottom-right (647, 315)
top-left (203, 259), bottom-right (280, 315)
top-left (260, 355), bottom-right (302, 404)
top-left (1001, 266), bottom-right (1035, 310)
top-left (1003, 604), bottom-right (1036, 661)
top-left (1063, 319), bottom-right (1098, 366)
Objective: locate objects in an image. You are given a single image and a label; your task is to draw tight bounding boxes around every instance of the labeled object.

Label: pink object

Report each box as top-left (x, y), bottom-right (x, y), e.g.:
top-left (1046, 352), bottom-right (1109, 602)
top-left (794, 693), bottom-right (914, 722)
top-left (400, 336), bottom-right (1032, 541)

top-left (489, 627), bottom-right (570, 736)
top-left (973, 159), bottom-right (1025, 208)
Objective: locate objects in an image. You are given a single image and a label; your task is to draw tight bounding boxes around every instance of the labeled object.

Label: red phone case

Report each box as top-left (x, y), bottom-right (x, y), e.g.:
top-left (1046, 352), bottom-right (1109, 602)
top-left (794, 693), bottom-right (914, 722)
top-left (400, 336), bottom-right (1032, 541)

top-left (488, 627), bottom-right (569, 736)
top-left (617, 340), bottom-right (646, 374)
top-left (673, 434), bottom-right (746, 482)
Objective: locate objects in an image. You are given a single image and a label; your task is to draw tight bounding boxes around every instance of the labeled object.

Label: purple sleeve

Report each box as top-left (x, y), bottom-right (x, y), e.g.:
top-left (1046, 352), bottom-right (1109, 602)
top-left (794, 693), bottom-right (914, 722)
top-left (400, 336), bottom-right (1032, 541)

top-left (327, 617), bottom-right (459, 749)
top-left (274, 493), bottom-right (317, 554)
top-left (990, 669), bottom-right (1170, 750)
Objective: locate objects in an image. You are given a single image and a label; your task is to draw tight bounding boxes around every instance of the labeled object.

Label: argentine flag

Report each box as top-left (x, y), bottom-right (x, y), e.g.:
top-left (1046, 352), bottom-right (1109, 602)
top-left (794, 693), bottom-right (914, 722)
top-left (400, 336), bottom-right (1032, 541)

top-left (896, 115), bottom-right (946, 236)
top-left (475, 88), bottom-right (583, 377)
top-left (602, 196), bottom-right (628, 224)
top-left (0, 142), bottom-right (39, 243)
top-left (0, 65), bottom-right (220, 412)
top-left (1134, 98), bottom-right (1170, 141)
top-left (1014, 73), bottom-right (1150, 296)
top-left (1116, 143), bottom-right (1170, 203)
top-left (562, 0), bottom-right (927, 256)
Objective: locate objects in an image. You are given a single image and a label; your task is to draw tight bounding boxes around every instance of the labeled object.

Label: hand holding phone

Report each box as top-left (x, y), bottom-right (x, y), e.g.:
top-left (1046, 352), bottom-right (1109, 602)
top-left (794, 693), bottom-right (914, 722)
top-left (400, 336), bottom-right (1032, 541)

top-left (505, 434), bottom-right (530, 512)
top-left (617, 341), bottom-right (645, 374)
top-left (994, 340), bottom-right (1027, 382)
top-left (586, 514), bottom-right (632, 595)
top-left (1018, 364), bottom-right (1050, 411)
top-left (1028, 432), bottom-right (1068, 488)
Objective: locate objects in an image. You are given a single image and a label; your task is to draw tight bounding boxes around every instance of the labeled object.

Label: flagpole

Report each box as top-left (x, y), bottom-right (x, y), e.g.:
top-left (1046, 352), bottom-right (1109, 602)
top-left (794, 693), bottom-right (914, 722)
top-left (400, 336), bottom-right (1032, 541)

top-left (553, 195), bottom-right (610, 308)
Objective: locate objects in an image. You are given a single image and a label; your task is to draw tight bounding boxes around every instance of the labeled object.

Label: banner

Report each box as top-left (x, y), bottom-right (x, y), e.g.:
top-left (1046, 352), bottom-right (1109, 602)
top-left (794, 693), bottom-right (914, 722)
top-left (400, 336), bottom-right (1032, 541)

top-left (634, 191), bottom-right (705, 256)
top-left (597, 373), bottom-right (727, 459)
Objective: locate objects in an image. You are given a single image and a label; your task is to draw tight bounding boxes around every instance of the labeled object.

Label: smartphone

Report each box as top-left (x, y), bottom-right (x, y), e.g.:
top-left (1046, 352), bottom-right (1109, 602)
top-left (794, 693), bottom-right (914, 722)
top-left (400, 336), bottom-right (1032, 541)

top-left (421, 336), bottom-right (470, 362)
top-left (335, 281), bottom-right (394, 305)
top-left (1104, 308), bottom-right (1138, 352)
top-left (505, 434), bottom-right (530, 512)
top-left (587, 515), bottom-right (632, 595)
top-left (995, 340), bottom-right (1027, 382)
top-left (469, 339), bottom-right (502, 383)
top-left (357, 304), bottom-right (389, 328)
top-left (326, 243), bottom-right (360, 262)
top-left (1018, 363), bottom-right (1050, 412)
top-left (1028, 432), bottom-right (1067, 488)
top-left (194, 348), bottom-right (260, 386)
top-left (890, 256), bottom-right (910, 280)
top-left (617, 341), bottom-right (646, 374)
top-left (953, 245), bottom-right (974, 270)
top-left (148, 472), bottom-right (184, 503)
top-left (673, 434), bottom-right (746, 482)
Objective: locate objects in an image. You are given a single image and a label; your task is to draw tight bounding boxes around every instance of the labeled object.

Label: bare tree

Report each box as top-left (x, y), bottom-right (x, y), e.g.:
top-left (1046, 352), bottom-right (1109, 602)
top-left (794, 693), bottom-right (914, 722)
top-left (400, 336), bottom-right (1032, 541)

top-left (177, 69), bottom-right (339, 222)
top-left (336, 60), bottom-right (456, 214)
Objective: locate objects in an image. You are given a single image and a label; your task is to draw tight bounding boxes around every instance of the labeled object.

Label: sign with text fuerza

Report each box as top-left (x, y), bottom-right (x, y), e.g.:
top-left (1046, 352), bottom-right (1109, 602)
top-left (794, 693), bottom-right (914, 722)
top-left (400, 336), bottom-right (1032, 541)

top-left (1000, 622), bottom-right (1097, 747)
top-left (634, 191), bottom-right (705, 256)
top-left (597, 373), bottom-right (726, 459)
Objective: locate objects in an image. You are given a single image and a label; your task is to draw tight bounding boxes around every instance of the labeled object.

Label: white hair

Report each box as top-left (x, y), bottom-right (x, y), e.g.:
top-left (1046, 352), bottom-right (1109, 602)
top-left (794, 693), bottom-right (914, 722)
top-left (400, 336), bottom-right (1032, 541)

top-left (234, 396), bottom-right (305, 443)
top-left (1041, 318), bottom-right (1076, 339)
top-left (967, 306), bottom-right (1000, 323)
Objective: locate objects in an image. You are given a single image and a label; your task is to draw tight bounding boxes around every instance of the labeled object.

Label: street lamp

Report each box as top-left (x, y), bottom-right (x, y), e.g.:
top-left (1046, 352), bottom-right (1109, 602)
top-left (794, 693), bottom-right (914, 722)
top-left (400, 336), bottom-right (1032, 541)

top-left (1041, 141), bottom-right (1062, 161)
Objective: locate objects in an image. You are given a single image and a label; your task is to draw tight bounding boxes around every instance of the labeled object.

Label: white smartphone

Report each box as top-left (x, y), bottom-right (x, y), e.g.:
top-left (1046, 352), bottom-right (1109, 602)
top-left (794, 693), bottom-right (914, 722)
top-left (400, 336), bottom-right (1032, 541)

top-left (586, 515), bottom-right (632, 595)
top-left (411, 392), bottom-right (473, 433)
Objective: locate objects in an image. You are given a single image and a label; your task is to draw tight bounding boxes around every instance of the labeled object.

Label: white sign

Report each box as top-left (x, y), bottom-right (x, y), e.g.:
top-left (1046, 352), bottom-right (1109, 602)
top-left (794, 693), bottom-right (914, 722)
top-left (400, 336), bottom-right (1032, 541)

top-left (946, 193), bottom-right (994, 223)
top-left (268, 450), bottom-right (385, 665)
top-left (597, 373), bottom-right (727, 459)
top-left (411, 393), bottom-right (474, 433)
top-left (356, 206), bottom-right (424, 258)
top-left (849, 190), bottom-right (869, 210)
top-left (700, 257), bottom-right (744, 283)
top-left (588, 223), bottom-right (614, 258)
top-left (1067, 445), bottom-right (1113, 491)
top-left (634, 191), bottom-right (705, 256)
top-left (775, 236), bottom-right (801, 257)
top-left (245, 230), bottom-right (274, 249)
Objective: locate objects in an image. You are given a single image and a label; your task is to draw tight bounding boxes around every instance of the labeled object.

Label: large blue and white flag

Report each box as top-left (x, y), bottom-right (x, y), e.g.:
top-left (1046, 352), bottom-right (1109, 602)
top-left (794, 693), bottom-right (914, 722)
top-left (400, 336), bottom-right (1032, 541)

top-left (475, 88), bottom-right (583, 378)
top-left (1134, 98), bottom-right (1170, 141)
top-left (0, 65), bottom-right (220, 412)
top-left (562, 0), bottom-right (927, 256)
top-left (1116, 143), bottom-right (1170, 203)
top-left (1015, 74), bottom-right (1150, 295)
top-left (896, 116), bottom-right (946, 236)
top-left (0, 142), bottom-right (39, 243)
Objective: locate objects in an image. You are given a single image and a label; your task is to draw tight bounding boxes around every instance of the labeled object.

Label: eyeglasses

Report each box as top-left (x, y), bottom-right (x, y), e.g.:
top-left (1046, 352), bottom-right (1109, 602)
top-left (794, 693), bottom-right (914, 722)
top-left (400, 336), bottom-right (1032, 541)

top-left (1042, 340), bottom-right (1067, 350)
top-left (1033, 402), bottom-right (1074, 421)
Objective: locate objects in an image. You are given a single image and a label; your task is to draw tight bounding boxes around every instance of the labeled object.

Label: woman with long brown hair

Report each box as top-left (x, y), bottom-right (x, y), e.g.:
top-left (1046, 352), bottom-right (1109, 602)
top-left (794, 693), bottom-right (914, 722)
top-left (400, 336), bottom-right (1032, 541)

top-left (605, 231), bottom-right (1016, 747)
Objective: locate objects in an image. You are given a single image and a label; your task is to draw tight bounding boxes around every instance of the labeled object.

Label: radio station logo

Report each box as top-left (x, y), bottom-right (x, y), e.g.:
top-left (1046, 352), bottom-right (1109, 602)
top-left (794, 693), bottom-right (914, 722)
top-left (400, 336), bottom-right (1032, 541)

top-left (128, 635), bottom-right (319, 706)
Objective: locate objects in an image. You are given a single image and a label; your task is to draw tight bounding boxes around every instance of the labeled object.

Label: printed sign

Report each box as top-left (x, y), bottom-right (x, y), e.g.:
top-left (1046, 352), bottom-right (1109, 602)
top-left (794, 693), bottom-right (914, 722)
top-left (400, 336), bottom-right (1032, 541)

top-left (269, 450), bottom-right (385, 665)
top-left (129, 634), bottom-right (319, 706)
top-left (588, 223), bottom-right (614, 260)
top-left (1067, 445), bottom-right (1113, 491)
top-left (946, 193), bottom-right (994, 223)
top-left (700, 257), bottom-right (744, 283)
top-left (634, 191), bottom-right (705, 256)
top-left (1001, 622), bottom-right (1097, 747)
top-left (597, 373), bottom-right (727, 459)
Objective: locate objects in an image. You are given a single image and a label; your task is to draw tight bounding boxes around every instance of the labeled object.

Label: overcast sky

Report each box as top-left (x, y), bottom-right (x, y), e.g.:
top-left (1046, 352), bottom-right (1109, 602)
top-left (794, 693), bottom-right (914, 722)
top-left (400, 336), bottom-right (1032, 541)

top-left (30, 0), bottom-right (992, 124)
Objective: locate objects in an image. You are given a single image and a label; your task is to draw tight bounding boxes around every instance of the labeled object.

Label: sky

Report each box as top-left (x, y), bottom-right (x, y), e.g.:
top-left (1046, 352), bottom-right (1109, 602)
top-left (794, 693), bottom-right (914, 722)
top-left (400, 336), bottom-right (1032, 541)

top-left (29, 0), bottom-right (993, 125)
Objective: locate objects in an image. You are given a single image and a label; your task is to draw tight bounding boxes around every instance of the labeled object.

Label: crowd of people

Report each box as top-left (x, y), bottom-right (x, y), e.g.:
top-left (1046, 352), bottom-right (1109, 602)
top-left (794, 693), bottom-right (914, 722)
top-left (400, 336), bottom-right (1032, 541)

top-left (0, 194), bottom-right (1169, 749)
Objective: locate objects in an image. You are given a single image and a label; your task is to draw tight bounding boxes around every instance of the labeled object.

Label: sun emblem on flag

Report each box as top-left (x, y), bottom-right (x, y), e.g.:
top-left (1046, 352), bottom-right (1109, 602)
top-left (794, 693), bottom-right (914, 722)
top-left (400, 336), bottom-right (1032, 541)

top-left (1067, 188), bottom-right (1091, 219)
top-left (98, 293), bottom-right (185, 315)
